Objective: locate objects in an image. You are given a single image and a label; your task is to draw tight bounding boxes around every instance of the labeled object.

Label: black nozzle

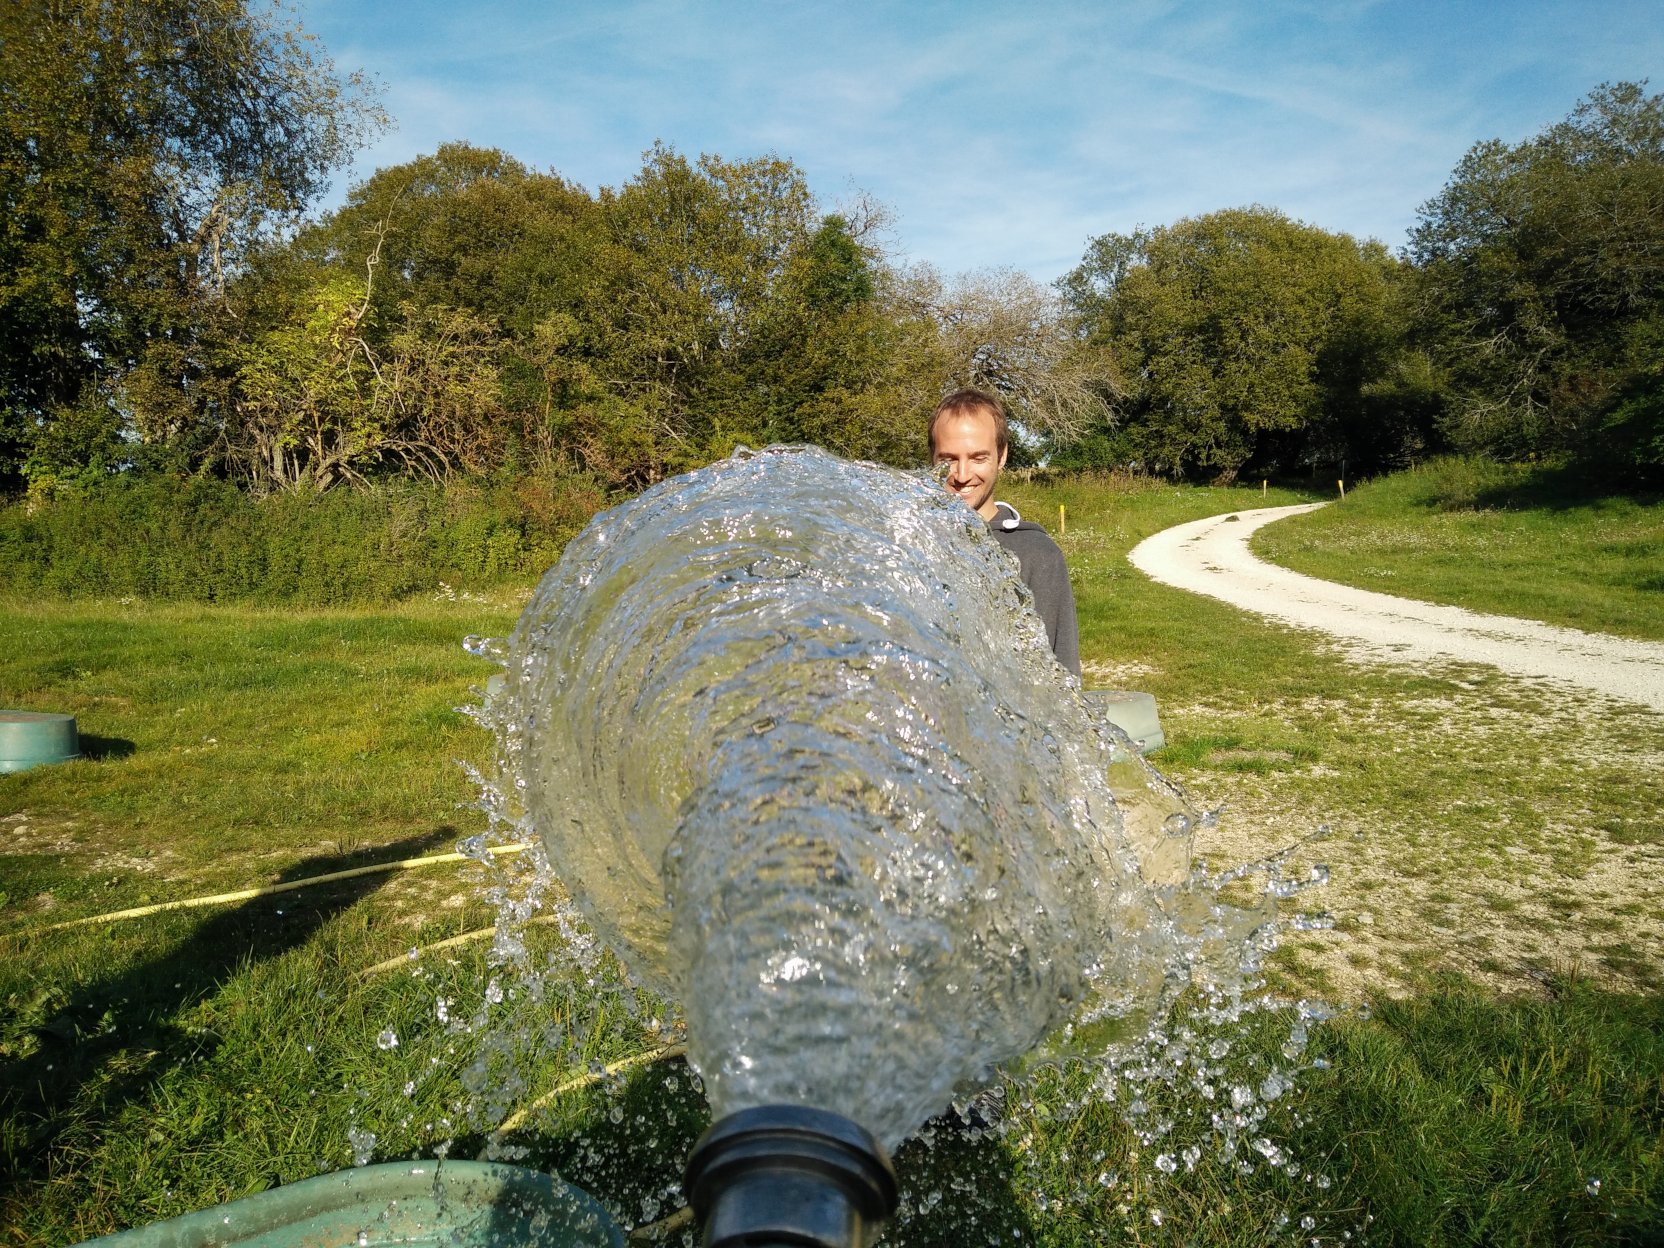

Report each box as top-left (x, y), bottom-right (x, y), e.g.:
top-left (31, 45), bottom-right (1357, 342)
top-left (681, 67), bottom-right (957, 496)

top-left (684, 1105), bottom-right (898, 1248)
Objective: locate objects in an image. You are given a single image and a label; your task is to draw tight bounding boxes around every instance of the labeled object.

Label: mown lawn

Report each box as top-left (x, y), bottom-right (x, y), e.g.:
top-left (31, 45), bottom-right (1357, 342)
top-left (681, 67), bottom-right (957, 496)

top-left (2, 469), bottom-right (1661, 1245)
top-left (1251, 457), bottom-right (1664, 641)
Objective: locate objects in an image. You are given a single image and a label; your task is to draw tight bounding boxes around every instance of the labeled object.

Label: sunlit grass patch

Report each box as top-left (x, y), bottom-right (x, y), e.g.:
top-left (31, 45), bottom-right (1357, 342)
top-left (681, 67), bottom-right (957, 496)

top-left (1156, 733), bottom-right (1322, 775)
top-left (1252, 458), bottom-right (1664, 640)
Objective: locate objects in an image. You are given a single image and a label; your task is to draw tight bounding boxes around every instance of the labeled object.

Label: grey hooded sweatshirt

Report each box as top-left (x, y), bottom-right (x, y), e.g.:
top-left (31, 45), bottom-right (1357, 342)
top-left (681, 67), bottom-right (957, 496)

top-left (987, 501), bottom-right (1080, 677)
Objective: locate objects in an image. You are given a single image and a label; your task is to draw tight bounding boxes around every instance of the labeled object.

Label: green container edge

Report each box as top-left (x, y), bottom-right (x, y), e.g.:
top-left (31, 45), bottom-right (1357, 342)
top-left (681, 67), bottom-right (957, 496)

top-left (0, 710), bottom-right (81, 773)
top-left (77, 1160), bottom-right (625, 1248)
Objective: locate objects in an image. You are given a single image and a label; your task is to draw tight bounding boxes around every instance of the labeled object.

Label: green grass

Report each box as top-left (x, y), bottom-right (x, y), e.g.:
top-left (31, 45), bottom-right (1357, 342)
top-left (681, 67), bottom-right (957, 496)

top-left (1251, 458), bottom-right (1664, 641)
top-left (0, 598), bottom-right (520, 909)
top-left (977, 975), bottom-right (1664, 1247)
top-left (3, 469), bottom-right (1663, 1244)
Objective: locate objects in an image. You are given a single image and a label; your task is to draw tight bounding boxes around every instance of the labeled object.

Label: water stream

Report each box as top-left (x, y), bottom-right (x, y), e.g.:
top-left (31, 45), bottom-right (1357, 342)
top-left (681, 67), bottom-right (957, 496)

top-left (468, 444), bottom-right (1303, 1156)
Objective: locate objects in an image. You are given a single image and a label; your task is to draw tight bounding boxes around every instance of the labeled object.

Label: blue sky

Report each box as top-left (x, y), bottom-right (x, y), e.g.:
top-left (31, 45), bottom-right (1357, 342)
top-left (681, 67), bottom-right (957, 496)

top-left (300, 1), bottom-right (1663, 281)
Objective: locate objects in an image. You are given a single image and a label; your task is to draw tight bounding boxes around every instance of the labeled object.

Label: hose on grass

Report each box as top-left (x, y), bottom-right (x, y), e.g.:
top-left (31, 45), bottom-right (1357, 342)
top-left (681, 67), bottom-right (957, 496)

top-left (33, 842), bottom-right (532, 933)
top-left (31, 837), bottom-right (699, 1237)
top-left (491, 1042), bottom-right (689, 1138)
top-left (358, 913), bottom-right (561, 976)
top-left (365, 904), bottom-right (689, 1171)
top-left (628, 1206), bottom-right (697, 1243)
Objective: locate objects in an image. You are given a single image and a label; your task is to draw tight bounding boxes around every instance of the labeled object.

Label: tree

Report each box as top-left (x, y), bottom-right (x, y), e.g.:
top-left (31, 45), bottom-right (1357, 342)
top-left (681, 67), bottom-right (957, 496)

top-left (0, 0), bottom-right (382, 489)
top-left (296, 144), bottom-right (601, 338)
top-left (584, 145), bottom-right (822, 479)
top-left (517, 145), bottom-right (926, 484)
top-left (1061, 207), bottom-right (1404, 481)
top-left (224, 248), bottom-right (506, 495)
top-left (898, 266), bottom-right (1119, 456)
top-left (249, 145), bottom-right (946, 489)
top-left (1410, 81), bottom-right (1664, 476)
top-left (719, 212), bottom-right (945, 464)
top-left (264, 143), bottom-right (611, 482)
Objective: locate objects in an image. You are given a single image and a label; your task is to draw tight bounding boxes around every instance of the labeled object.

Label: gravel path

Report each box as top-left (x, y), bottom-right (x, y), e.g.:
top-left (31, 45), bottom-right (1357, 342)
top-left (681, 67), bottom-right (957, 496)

top-left (1127, 503), bottom-right (1664, 713)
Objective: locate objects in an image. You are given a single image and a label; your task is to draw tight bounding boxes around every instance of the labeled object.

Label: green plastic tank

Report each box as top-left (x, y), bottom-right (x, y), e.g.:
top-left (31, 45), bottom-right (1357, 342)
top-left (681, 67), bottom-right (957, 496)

top-left (0, 710), bottom-right (81, 773)
top-left (78, 1161), bottom-right (624, 1248)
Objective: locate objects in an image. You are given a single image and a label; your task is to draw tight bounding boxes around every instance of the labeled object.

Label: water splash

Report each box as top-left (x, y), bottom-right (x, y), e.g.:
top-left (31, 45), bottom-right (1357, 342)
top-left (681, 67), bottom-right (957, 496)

top-left (474, 445), bottom-right (1290, 1151)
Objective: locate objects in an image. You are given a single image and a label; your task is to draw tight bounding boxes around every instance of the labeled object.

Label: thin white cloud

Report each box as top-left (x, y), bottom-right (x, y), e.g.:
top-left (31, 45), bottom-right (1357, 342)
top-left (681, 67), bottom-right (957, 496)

top-left (303, 0), bottom-right (1664, 278)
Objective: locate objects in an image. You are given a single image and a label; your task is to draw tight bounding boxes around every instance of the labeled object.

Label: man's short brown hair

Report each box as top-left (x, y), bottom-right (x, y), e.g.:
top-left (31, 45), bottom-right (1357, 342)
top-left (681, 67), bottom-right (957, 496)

top-left (929, 388), bottom-right (1009, 457)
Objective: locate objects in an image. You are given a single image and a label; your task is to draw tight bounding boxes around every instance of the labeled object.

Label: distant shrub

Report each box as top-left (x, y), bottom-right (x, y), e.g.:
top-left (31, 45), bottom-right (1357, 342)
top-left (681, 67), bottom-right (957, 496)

top-left (0, 473), bottom-right (608, 604)
top-left (1403, 456), bottom-right (1531, 512)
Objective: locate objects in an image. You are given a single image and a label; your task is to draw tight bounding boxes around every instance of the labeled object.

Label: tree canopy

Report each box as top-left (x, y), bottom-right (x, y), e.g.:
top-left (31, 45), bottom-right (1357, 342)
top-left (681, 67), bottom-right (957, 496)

top-left (1060, 207), bottom-right (1410, 481)
top-left (199, 141), bottom-right (1131, 495)
top-left (0, 0), bottom-right (383, 489)
top-left (5, 20), bottom-right (1657, 503)
top-left (1410, 81), bottom-right (1664, 477)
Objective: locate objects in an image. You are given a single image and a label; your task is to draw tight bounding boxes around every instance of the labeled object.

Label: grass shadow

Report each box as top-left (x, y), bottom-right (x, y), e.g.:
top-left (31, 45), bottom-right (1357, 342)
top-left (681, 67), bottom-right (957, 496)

top-left (0, 827), bottom-right (458, 1184)
top-left (76, 733), bottom-right (135, 761)
top-left (884, 1121), bottom-right (1042, 1247)
top-left (1419, 458), bottom-right (1664, 514)
top-left (1302, 972), bottom-right (1664, 1245)
top-left (476, 1055), bottom-right (1041, 1245)
top-left (473, 1052), bottom-right (708, 1236)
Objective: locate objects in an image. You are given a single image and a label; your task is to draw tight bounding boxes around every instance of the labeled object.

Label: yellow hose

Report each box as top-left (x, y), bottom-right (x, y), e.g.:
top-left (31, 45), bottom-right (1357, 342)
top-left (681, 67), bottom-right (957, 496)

top-left (493, 1042), bottom-right (688, 1136)
top-left (628, 1206), bottom-right (696, 1242)
top-left (37, 842), bottom-right (531, 933)
top-left (30, 833), bottom-right (692, 1216)
top-left (358, 913), bottom-right (560, 976)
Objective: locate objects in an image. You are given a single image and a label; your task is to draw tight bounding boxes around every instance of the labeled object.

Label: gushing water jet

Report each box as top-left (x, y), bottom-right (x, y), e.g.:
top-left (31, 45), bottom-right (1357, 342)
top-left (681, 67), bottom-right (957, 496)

top-left (478, 445), bottom-right (1275, 1243)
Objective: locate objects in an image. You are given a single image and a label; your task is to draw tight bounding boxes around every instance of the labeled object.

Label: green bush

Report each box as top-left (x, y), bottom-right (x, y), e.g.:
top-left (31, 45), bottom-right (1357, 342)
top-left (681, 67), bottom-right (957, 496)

top-left (0, 473), bottom-right (607, 604)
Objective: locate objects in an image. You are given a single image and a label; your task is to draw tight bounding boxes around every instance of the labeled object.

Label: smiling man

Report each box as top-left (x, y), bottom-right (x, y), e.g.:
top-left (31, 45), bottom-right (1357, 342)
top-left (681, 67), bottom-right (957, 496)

top-left (929, 389), bottom-right (1080, 677)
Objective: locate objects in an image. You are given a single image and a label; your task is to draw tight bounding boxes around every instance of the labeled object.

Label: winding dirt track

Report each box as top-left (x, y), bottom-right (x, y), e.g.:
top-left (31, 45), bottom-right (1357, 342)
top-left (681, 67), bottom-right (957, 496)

top-left (1127, 504), bottom-right (1664, 714)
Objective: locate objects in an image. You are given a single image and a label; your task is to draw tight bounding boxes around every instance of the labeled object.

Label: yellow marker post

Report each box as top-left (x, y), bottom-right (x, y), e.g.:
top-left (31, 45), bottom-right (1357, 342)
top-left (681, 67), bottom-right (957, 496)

top-left (1338, 479), bottom-right (1347, 500)
top-left (1262, 479), bottom-right (1267, 497)
top-left (1059, 504), bottom-right (1066, 535)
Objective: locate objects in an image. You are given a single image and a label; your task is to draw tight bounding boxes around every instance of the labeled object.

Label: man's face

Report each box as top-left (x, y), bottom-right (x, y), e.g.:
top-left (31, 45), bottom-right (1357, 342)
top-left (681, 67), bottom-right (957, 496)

top-left (932, 407), bottom-right (1007, 520)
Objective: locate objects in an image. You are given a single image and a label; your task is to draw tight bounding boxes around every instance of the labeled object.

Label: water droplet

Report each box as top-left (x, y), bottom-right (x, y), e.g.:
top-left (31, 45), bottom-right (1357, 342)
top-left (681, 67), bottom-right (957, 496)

top-left (347, 1125), bottom-right (377, 1166)
top-left (463, 634), bottom-right (510, 663)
